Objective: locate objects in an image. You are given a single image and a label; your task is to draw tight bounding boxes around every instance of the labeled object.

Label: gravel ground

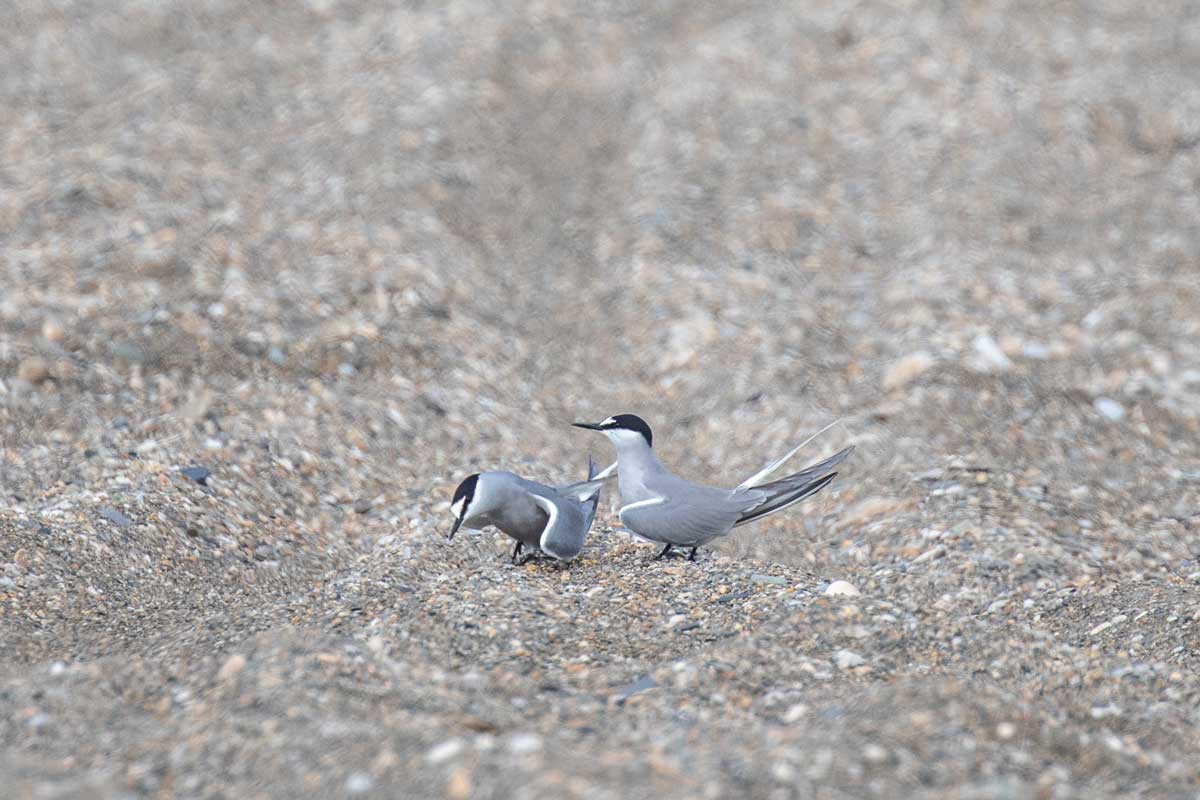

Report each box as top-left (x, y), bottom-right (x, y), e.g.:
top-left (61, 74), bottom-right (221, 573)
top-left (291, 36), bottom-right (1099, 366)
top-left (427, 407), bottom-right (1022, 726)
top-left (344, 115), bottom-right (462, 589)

top-left (3, 1), bottom-right (1200, 797)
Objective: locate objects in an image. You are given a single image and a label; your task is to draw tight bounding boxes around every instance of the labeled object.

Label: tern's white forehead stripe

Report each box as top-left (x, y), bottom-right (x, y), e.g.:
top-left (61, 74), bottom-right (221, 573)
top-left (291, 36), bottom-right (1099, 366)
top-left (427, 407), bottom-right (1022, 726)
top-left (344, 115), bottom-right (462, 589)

top-left (450, 498), bottom-right (465, 518)
top-left (601, 416), bottom-right (616, 426)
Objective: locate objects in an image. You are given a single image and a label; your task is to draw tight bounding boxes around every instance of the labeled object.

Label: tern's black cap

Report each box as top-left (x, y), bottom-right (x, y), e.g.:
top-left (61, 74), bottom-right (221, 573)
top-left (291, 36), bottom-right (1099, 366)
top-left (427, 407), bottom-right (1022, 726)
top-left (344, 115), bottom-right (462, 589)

top-left (572, 414), bottom-right (652, 447)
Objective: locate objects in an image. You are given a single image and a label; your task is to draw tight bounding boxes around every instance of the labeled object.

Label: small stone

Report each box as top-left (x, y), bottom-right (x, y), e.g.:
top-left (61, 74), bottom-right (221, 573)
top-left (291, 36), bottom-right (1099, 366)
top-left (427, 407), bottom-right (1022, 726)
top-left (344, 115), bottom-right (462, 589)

top-left (446, 768), bottom-right (473, 800)
top-left (971, 334), bottom-right (1013, 372)
top-left (824, 580), bottom-right (860, 597)
top-left (1022, 342), bottom-right (1051, 359)
top-left (353, 498), bottom-right (372, 514)
top-left (770, 761), bottom-right (796, 783)
top-left (17, 356), bottom-right (51, 384)
top-left (426, 739), bottom-right (464, 764)
top-left (181, 466), bottom-right (211, 485)
top-left (862, 743), bottom-right (889, 764)
top-left (99, 506), bottom-right (133, 528)
top-left (782, 703), bottom-right (808, 723)
top-left (834, 649), bottom-right (865, 669)
top-left (912, 545), bottom-right (946, 564)
top-left (614, 675), bottom-right (658, 705)
top-left (751, 573), bottom-right (787, 585)
top-left (1089, 621), bottom-right (1113, 636)
top-left (1012, 552), bottom-right (1026, 566)
top-left (882, 351), bottom-right (935, 391)
top-left (996, 722), bottom-right (1017, 740)
top-left (41, 318), bottom-right (65, 343)
top-left (217, 653), bottom-right (247, 682)
top-left (111, 342), bottom-right (146, 364)
top-left (508, 733), bottom-right (543, 754)
top-left (1093, 397), bottom-right (1125, 421)
top-left (345, 772), bottom-right (373, 795)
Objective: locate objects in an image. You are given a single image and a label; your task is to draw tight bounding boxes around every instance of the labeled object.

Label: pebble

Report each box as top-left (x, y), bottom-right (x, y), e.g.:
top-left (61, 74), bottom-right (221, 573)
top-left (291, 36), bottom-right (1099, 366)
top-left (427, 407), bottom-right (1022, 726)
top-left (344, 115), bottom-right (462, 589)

top-left (426, 739), bottom-right (465, 764)
top-left (834, 650), bottom-right (865, 669)
top-left (217, 654), bottom-right (247, 682)
top-left (1090, 704), bottom-right (1122, 719)
top-left (508, 733), bottom-right (543, 755)
top-left (782, 703), bottom-right (808, 723)
top-left (882, 351), bottom-right (935, 391)
top-left (41, 317), bottom-right (65, 343)
top-left (17, 356), bottom-right (51, 384)
top-left (862, 743), bottom-right (889, 764)
top-left (446, 768), bottom-right (473, 800)
top-left (1022, 341), bottom-right (1051, 359)
top-left (614, 675), bottom-right (658, 705)
top-left (181, 466), bottom-right (212, 485)
top-left (750, 573), bottom-right (787, 585)
top-left (912, 545), bottom-right (946, 564)
top-left (971, 334), bottom-right (1013, 372)
top-left (99, 507), bottom-right (134, 528)
top-left (345, 773), bottom-right (373, 795)
top-left (1093, 397), bottom-right (1126, 421)
top-left (823, 580), bottom-right (860, 597)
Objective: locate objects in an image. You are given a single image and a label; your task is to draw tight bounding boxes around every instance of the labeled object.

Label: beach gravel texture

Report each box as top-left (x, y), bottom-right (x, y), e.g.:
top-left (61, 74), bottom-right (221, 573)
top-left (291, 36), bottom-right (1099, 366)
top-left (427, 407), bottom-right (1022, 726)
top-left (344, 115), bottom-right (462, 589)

top-left (3, 1), bottom-right (1200, 798)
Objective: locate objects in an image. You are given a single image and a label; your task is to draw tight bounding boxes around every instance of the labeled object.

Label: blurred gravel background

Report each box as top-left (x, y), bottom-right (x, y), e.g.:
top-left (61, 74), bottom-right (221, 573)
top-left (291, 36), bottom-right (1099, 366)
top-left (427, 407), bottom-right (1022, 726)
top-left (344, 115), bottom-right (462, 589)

top-left (2, 1), bottom-right (1199, 798)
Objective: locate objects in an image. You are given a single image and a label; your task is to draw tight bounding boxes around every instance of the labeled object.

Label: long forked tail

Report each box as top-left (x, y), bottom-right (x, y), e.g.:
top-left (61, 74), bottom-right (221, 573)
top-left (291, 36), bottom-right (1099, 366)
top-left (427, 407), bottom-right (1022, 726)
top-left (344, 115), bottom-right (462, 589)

top-left (733, 445), bottom-right (854, 528)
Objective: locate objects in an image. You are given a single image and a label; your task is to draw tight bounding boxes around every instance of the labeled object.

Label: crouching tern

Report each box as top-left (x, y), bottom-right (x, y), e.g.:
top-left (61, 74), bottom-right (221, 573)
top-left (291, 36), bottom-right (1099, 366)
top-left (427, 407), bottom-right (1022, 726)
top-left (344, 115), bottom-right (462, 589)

top-left (447, 458), bottom-right (615, 563)
top-left (572, 414), bottom-right (852, 561)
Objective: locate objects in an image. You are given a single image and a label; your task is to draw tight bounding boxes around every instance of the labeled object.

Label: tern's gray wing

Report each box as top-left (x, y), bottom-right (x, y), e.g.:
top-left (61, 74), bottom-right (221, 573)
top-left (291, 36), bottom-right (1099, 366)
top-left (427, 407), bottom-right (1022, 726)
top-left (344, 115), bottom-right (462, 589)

top-left (744, 447), bottom-right (854, 494)
top-left (525, 488), bottom-right (589, 560)
top-left (620, 475), bottom-right (758, 547)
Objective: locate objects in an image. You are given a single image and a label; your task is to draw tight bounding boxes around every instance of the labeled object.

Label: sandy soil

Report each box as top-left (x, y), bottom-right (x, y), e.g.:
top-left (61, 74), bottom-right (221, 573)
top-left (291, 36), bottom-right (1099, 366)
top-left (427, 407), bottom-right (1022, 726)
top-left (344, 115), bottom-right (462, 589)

top-left (2, 1), bottom-right (1199, 797)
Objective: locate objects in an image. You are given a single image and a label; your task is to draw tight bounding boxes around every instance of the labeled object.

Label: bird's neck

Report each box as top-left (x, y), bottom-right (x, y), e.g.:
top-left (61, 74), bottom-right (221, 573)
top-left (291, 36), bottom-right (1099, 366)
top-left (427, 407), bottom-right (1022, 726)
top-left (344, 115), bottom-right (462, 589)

top-left (615, 441), bottom-right (663, 498)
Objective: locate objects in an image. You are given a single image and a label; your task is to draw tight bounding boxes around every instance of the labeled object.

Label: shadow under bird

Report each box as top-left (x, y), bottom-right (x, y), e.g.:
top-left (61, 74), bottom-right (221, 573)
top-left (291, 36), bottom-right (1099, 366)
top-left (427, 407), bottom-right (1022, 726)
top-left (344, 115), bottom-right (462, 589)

top-left (573, 414), bottom-right (852, 561)
top-left (447, 458), bottom-right (614, 563)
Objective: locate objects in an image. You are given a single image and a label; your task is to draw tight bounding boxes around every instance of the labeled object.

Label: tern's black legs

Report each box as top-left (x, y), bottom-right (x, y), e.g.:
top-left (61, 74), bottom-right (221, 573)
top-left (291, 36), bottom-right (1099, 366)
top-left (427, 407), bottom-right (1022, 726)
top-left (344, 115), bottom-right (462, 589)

top-left (513, 543), bottom-right (554, 566)
top-left (653, 543), bottom-right (701, 562)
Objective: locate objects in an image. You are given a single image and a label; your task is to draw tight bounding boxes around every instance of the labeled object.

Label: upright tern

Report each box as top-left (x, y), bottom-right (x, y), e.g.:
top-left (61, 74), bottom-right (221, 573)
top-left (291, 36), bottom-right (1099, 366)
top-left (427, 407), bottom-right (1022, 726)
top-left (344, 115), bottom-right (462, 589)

top-left (572, 414), bottom-right (851, 561)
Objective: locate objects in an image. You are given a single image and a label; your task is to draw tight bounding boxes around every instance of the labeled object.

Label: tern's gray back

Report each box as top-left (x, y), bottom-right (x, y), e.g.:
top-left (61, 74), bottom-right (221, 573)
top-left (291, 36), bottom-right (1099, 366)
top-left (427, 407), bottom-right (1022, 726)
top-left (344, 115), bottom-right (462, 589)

top-left (472, 472), bottom-right (551, 547)
top-left (475, 472), bottom-right (593, 559)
